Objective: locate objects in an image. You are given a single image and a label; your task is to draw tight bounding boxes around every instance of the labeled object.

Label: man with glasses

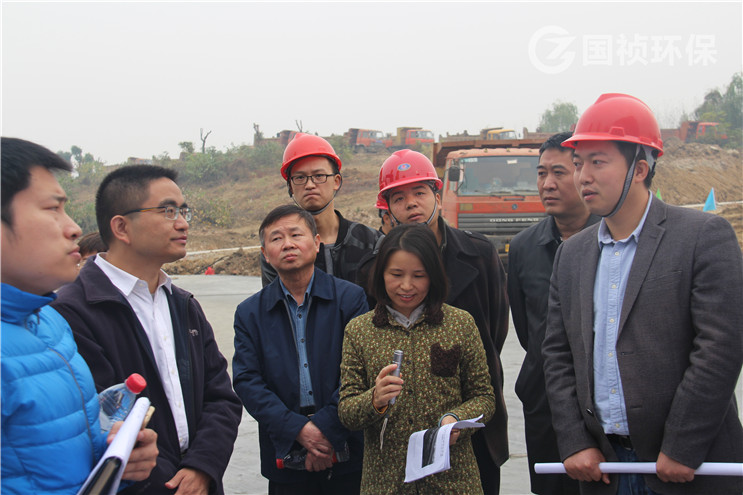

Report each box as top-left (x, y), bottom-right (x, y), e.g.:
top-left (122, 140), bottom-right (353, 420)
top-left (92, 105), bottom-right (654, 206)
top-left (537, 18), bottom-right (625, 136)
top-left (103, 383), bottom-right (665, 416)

top-left (261, 133), bottom-right (381, 288)
top-left (53, 165), bottom-right (242, 495)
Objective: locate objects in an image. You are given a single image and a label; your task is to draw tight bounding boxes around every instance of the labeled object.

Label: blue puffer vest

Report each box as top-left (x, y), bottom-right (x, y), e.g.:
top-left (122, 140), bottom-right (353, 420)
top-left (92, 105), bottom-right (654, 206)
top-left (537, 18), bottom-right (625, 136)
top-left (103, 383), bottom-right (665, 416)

top-left (1, 283), bottom-right (106, 495)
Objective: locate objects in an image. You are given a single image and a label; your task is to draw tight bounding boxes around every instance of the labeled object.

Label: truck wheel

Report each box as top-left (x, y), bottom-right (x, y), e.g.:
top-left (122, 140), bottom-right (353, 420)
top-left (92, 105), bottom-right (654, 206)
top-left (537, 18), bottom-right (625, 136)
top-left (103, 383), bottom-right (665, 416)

top-left (355, 145), bottom-right (366, 154)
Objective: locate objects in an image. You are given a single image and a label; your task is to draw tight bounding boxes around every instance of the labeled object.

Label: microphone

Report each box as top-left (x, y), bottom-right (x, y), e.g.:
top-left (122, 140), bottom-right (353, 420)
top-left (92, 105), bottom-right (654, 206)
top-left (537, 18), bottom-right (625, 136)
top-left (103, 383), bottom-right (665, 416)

top-left (388, 350), bottom-right (403, 406)
top-left (380, 349), bottom-right (403, 451)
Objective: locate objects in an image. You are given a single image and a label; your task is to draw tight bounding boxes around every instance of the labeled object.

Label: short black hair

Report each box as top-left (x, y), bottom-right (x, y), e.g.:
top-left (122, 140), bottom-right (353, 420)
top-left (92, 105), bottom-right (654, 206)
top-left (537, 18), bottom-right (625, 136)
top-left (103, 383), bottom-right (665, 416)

top-left (540, 131), bottom-right (574, 157)
top-left (614, 141), bottom-right (657, 188)
top-left (259, 204), bottom-right (317, 247)
top-left (1, 137), bottom-right (73, 227)
top-left (96, 165), bottom-right (178, 244)
top-left (369, 223), bottom-right (448, 327)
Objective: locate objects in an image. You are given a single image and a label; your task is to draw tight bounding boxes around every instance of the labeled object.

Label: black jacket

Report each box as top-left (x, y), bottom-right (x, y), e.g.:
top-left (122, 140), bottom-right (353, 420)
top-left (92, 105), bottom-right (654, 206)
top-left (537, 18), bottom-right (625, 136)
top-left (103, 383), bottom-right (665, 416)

top-left (440, 220), bottom-right (510, 466)
top-left (52, 259), bottom-right (243, 495)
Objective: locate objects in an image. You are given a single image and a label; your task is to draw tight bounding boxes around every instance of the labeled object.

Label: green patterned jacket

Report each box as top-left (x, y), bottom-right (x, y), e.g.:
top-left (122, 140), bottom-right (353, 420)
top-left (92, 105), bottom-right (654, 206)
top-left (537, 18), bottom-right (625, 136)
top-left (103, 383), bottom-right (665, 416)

top-left (339, 304), bottom-right (495, 495)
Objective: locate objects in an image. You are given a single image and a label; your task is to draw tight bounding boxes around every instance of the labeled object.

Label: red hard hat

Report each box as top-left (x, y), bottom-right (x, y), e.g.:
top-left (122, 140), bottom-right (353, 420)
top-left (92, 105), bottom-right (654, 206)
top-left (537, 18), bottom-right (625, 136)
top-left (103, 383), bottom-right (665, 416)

top-left (378, 149), bottom-right (443, 203)
top-left (562, 93), bottom-right (663, 156)
top-left (375, 197), bottom-right (388, 210)
top-left (281, 133), bottom-right (342, 180)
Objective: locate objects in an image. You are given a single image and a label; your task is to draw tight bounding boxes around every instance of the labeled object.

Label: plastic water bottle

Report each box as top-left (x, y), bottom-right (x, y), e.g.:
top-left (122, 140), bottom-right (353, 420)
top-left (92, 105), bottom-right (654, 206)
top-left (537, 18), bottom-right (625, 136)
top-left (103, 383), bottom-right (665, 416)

top-left (98, 373), bottom-right (147, 433)
top-left (276, 443), bottom-right (350, 470)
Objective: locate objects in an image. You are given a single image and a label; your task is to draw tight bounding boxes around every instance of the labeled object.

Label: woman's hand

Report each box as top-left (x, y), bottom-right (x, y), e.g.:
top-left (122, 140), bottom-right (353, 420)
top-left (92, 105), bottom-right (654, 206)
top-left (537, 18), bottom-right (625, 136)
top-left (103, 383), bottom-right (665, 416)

top-left (440, 414), bottom-right (461, 445)
top-left (373, 363), bottom-right (404, 409)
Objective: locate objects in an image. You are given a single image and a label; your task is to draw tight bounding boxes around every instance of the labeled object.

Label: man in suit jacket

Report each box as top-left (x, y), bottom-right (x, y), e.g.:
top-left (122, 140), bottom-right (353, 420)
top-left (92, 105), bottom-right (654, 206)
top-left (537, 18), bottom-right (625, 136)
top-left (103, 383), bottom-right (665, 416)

top-left (542, 93), bottom-right (743, 495)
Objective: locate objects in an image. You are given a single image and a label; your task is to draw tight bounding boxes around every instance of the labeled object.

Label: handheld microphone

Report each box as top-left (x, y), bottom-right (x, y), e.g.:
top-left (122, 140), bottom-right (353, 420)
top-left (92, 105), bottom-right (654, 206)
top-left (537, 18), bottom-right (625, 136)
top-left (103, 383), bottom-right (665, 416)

top-left (388, 350), bottom-right (403, 406)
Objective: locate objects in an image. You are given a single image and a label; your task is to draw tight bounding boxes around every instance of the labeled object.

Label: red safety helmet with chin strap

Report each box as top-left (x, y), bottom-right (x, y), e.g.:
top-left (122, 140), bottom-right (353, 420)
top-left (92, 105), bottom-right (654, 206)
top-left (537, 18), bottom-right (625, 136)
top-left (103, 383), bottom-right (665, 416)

top-left (562, 93), bottom-right (664, 156)
top-left (281, 133), bottom-right (342, 181)
top-left (377, 149), bottom-right (443, 203)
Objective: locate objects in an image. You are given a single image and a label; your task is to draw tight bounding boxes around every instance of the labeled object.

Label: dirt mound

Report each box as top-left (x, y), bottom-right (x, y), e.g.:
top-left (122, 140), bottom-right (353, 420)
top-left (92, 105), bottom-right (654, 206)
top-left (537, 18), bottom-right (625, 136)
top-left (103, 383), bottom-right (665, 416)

top-left (654, 140), bottom-right (742, 204)
top-left (165, 248), bottom-right (263, 277)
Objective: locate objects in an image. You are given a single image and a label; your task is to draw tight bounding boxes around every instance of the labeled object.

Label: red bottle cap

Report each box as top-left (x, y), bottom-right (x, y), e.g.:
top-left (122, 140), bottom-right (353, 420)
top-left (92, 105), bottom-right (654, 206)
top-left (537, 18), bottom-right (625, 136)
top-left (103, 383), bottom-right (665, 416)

top-left (125, 373), bottom-right (147, 394)
top-left (276, 459), bottom-right (285, 469)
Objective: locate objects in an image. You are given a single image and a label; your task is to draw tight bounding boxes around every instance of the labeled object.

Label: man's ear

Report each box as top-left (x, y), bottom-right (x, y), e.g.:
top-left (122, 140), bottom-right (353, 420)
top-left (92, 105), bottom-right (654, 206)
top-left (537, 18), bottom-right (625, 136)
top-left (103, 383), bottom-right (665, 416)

top-left (634, 159), bottom-right (650, 183)
top-left (109, 215), bottom-right (132, 245)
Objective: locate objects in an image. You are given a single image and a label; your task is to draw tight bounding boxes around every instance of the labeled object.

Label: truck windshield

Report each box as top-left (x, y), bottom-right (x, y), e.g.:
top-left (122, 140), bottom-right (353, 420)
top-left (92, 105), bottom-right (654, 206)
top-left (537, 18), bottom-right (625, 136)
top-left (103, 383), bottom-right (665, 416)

top-left (371, 131), bottom-right (385, 139)
top-left (455, 155), bottom-right (540, 196)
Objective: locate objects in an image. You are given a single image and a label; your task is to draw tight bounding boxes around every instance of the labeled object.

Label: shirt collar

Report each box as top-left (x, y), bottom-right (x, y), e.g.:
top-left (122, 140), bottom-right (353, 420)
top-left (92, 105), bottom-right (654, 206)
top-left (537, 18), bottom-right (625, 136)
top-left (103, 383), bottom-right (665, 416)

top-left (94, 253), bottom-right (173, 296)
top-left (279, 271), bottom-right (315, 306)
top-left (386, 304), bottom-right (425, 329)
top-left (598, 192), bottom-right (653, 246)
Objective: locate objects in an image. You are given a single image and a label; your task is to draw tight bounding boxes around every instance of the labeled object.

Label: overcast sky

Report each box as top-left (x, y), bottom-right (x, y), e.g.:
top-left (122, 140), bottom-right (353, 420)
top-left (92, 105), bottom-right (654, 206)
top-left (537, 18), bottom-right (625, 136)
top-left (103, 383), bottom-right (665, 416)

top-left (3, 1), bottom-right (741, 164)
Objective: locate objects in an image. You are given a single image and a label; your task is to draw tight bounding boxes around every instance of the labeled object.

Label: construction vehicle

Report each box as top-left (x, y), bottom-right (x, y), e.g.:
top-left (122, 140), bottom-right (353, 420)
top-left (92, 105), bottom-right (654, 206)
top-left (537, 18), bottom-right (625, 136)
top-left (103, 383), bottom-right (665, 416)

top-left (440, 146), bottom-right (546, 263)
top-left (661, 121), bottom-right (727, 143)
top-left (387, 126), bottom-right (434, 151)
top-left (344, 128), bottom-right (388, 153)
top-left (441, 127), bottom-right (518, 143)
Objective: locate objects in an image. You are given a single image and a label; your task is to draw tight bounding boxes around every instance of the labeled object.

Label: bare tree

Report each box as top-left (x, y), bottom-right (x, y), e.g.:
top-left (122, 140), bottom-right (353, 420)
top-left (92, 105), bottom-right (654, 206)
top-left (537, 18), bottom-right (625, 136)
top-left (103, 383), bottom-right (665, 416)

top-left (253, 123), bottom-right (264, 144)
top-left (295, 120), bottom-right (303, 132)
top-left (200, 128), bottom-right (212, 153)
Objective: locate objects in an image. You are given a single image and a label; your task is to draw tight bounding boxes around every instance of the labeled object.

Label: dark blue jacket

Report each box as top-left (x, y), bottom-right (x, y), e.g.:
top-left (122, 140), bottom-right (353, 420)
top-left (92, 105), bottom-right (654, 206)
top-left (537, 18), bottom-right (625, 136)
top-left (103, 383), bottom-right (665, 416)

top-left (52, 259), bottom-right (242, 495)
top-left (233, 268), bottom-right (368, 483)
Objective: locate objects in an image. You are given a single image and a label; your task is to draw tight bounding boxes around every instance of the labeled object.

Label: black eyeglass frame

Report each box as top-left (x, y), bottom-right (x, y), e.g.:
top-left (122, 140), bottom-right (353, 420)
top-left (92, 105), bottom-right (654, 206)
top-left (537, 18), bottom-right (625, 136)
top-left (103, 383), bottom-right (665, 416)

top-left (288, 173), bottom-right (337, 186)
top-left (121, 205), bottom-right (193, 222)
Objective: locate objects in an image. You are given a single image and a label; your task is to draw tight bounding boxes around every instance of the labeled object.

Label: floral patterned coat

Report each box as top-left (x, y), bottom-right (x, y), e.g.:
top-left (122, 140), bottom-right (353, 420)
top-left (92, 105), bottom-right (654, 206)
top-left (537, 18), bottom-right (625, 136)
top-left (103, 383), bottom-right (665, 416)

top-left (338, 304), bottom-right (495, 495)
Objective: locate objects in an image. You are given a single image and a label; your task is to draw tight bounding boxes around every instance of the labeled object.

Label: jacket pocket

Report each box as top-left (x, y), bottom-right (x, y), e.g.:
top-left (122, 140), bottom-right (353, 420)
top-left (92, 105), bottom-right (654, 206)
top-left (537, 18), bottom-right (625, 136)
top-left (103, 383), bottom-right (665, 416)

top-left (430, 343), bottom-right (462, 377)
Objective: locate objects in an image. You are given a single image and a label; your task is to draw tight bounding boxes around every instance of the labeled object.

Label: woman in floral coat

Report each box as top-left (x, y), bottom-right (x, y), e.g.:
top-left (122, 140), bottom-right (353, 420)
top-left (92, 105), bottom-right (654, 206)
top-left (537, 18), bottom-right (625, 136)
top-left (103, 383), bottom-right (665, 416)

top-left (338, 224), bottom-right (495, 494)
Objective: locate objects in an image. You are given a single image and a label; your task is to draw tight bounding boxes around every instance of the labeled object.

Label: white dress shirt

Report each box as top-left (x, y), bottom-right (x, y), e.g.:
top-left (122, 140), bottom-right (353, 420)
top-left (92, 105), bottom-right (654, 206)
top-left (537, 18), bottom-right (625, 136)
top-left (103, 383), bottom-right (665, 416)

top-left (95, 254), bottom-right (190, 451)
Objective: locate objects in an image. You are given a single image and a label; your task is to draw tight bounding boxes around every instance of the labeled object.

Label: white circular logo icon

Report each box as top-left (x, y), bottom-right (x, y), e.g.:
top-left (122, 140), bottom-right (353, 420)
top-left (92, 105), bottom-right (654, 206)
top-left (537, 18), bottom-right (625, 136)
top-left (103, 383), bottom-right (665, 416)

top-left (529, 25), bottom-right (576, 74)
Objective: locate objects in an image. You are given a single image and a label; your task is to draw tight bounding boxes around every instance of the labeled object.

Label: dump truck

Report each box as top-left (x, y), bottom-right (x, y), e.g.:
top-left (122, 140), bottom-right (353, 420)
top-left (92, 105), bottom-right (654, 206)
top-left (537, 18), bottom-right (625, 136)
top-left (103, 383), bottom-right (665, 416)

top-left (441, 127), bottom-right (518, 143)
top-left (387, 126), bottom-right (434, 151)
top-left (441, 147), bottom-right (546, 263)
top-left (344, 128), bottom-right (389, 153)
top-left (661, 121), bottom-right (727, 143)
top-left (433, 138), bottom-right (546, 265)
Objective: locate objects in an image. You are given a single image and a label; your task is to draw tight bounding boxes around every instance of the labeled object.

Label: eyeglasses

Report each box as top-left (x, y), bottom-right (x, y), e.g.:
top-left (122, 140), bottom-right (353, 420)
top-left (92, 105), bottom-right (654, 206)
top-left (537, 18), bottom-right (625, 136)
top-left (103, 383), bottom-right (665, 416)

top-left (289, 173), bottom-right (336, 186)
top-left (122, 206), bottom-right (193, 222)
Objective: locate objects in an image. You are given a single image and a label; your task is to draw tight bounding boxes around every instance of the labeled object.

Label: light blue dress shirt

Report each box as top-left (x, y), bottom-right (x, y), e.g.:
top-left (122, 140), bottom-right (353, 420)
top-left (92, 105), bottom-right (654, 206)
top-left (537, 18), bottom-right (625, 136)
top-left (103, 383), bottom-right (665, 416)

top-left (593, 193), bottom-right (652, 435)
top-left (280, 274), bottom-right (316, 409)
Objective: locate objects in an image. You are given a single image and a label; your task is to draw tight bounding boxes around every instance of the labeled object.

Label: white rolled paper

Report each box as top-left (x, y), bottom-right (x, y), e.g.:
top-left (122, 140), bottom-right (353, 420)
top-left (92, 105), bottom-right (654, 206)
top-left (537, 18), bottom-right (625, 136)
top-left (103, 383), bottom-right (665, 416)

top-left (535, 462), bottom-right (743, 477)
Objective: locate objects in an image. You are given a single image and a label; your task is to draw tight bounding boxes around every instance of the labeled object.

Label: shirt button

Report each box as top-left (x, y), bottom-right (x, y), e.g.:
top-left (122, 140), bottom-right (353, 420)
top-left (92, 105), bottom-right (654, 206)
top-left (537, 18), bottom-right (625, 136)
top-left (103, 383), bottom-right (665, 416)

top-left (615, 423), bottom-right (621, 429)
top-left (611, 284), bottom-right (617, 289)
top-left (611, 388), bottom-right (617, 394)
top-left (615, 251), bottom-right (620, 256)
top-left (608, 352), bottom-right (614, 358)
top-left (300, 338), bottom-right (305, 343)
top-left (303, 363), bottom-right (308, 368)
top-left (609, 318), bottom-right (615, 323)
top-left (298, 314), bottom-right (302, 319)
top-left (308, 391), bottom-right (313, 395)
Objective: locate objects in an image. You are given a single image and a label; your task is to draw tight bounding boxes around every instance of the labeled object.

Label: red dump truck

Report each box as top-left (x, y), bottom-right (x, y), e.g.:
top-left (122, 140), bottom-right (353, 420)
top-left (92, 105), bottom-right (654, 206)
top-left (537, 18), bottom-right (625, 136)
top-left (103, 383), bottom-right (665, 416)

top-left (345, 128), bottom-right (389, 153)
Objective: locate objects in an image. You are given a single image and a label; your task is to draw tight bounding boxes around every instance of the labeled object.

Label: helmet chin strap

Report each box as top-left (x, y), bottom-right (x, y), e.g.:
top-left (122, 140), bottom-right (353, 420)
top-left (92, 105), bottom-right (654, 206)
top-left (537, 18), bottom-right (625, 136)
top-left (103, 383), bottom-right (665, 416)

top-left (604, 144), bottom-right (642, 218)
top-left (289, 175), bottom-right (342, 216)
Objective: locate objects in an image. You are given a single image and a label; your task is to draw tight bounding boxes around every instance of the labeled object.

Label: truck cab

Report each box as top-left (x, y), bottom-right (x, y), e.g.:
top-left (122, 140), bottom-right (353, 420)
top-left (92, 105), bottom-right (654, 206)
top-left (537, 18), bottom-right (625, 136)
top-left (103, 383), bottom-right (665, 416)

top-left (441, 148), bottom-right (546, 260)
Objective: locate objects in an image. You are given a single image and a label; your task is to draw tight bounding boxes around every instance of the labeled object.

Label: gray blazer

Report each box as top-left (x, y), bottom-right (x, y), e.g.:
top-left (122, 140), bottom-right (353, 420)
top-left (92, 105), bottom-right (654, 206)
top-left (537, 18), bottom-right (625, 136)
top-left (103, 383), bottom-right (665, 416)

top-left (543, 198), bottom-right (743, 495)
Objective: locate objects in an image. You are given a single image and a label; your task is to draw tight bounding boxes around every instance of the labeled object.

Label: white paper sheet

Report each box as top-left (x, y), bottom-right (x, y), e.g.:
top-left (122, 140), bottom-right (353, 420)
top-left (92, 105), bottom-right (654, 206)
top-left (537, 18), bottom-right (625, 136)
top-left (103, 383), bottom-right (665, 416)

top-left (535, 462), bottom-right (743, 476)
top-left (77, 397), bottom-right (151, 495)
top-left (404, 415), bottom-right (485, 483)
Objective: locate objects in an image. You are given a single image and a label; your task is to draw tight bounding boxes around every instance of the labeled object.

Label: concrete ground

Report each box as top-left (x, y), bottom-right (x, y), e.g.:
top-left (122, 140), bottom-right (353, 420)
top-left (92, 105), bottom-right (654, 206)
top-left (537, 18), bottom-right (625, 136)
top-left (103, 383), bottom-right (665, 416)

top-left (172, 274), bottom-right (743, 495)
